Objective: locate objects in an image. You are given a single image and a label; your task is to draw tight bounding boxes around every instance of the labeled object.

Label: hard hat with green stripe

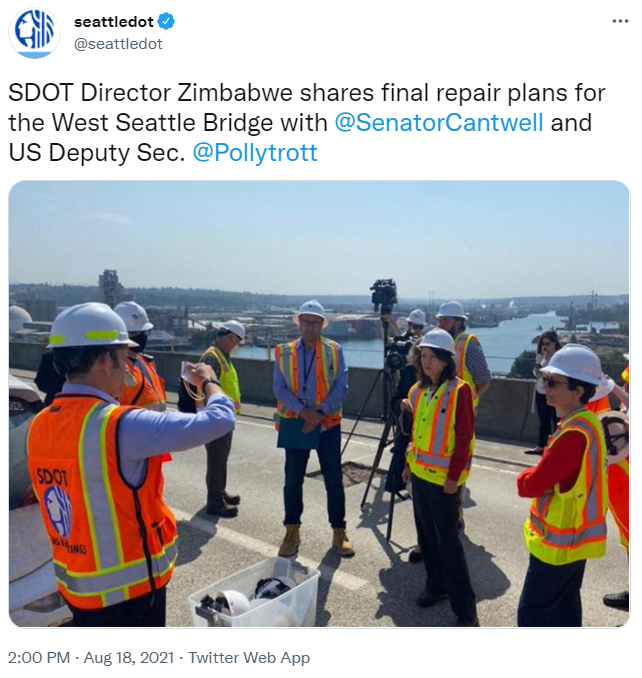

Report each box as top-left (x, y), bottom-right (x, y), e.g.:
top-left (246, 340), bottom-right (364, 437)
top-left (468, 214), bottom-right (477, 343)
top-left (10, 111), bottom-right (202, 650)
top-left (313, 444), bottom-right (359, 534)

top-left (48, 303), bottom-right (138, 349)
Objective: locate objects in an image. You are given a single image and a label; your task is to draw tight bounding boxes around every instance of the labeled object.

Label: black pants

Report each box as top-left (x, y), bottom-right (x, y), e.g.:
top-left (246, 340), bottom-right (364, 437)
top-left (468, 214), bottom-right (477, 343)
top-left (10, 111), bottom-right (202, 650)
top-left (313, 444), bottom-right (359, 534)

top-left (284, 426), bottom-right (346, 528)
top-left (206, 431), bottom-right (234, 510)
top-left (412, 474), bottom-right (477, 623)
top-left (518, 554), bottom-right (586, 627)
top-left (535, 391), bottom-right (558, 448)
top-left (69, 587), bottom-right (167, 627)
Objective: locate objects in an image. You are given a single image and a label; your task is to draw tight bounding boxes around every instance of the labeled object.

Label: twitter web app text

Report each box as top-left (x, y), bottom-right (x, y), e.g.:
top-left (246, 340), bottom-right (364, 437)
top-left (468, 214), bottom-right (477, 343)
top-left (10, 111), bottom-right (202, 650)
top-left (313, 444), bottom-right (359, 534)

top-left (2, 2), bottom-right (638, 678)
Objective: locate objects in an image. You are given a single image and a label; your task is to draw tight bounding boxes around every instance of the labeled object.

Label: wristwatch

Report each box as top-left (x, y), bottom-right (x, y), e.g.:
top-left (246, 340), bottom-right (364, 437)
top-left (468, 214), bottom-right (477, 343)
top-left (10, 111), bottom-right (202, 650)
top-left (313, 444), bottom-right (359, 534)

top-left (201, 377), bottom-right (221, 390)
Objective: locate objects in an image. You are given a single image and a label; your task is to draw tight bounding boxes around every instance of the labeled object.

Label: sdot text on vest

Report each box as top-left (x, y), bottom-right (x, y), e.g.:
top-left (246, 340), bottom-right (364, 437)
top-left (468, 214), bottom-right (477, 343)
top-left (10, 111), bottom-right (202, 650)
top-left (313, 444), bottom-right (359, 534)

top-left (36, 467), bottom-right (68, 486)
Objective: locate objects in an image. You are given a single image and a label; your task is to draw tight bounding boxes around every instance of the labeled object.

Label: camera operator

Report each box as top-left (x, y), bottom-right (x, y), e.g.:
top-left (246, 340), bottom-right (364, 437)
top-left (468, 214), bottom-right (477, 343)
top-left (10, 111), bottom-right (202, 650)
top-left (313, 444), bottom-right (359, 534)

top-left (380, 309), bottom-right (426, 343)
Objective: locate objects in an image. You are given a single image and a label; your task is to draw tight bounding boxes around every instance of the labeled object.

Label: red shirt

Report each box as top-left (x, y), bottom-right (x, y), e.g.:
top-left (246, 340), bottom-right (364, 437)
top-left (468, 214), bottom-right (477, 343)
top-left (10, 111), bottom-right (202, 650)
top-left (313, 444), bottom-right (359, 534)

top-left (517, 430), bottom-right (586, 497)
top-left (447, 382), bottom-right (475, 482)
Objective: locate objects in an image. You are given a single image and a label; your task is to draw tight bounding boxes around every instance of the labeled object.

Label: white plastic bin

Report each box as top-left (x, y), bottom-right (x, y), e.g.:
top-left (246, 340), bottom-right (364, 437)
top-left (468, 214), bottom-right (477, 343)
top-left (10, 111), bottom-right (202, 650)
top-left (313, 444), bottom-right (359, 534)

top-left (188, 557), bottom-right (320, 627)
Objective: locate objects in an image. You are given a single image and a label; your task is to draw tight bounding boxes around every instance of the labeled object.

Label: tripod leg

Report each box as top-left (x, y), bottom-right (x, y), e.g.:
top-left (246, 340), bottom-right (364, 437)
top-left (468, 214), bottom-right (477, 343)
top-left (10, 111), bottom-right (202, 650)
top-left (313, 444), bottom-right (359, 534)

top-left (360, 410), bottom-right (396, 508)
top-left (386, 491), bottom-right (395, 542)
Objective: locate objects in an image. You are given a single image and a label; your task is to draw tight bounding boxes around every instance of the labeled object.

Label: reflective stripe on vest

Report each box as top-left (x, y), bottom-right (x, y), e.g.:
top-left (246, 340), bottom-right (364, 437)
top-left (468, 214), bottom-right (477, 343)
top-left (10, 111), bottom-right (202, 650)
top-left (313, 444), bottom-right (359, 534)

top-left (275, 338), bottom-right (341, 427)
top-left (407, 378), bottom-right (473, 486)
top-left (454, 332), bottom-right (479, 409)
top-left (200, 346), bottom-right (241, 413)
top-left (524, 410), bottom-right (608, 565)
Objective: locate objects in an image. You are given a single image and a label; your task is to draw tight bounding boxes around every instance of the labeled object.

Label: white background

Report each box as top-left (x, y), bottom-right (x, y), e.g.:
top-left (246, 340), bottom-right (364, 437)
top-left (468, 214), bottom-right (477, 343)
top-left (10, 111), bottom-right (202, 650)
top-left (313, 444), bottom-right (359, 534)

top-left (2, 0), bottom-right (637, 672)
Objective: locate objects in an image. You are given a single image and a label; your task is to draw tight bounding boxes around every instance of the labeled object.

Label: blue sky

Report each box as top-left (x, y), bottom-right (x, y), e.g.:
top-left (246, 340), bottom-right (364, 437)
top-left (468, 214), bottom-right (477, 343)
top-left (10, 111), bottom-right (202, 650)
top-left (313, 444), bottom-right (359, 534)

top-left (9, 181), bottom-right (629, 299)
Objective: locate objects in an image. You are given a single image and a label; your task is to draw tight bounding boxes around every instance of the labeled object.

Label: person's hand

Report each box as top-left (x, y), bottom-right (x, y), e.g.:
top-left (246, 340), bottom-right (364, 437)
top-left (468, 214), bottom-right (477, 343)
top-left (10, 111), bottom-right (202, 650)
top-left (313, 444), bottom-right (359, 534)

top-left (191, 363), bottom-right (217, 386)
top-left (301, 420), bottom-right (320, 434)
top-left (443, 478), bottom-right (458, 495)
top-left (300, 407), bottom-right (322, 424)
top-left (400, 398), bottom-right (412, 412)
top-left (402, 466), bottom-right (411, 484)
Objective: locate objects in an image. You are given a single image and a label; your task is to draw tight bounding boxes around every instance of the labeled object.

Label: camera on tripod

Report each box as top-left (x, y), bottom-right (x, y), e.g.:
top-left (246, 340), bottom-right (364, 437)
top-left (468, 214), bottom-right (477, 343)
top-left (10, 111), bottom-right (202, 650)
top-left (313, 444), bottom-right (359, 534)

top-left (370, 279), bottom-right (398, 315)
top-left (385, 336), bottom-right (414, 372)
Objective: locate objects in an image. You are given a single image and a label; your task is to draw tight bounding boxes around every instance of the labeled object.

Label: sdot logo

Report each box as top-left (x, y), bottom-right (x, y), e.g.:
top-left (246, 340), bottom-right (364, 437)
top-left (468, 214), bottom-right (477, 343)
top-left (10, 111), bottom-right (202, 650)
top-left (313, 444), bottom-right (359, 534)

top-left (9, 8), bottom-right (60, 59)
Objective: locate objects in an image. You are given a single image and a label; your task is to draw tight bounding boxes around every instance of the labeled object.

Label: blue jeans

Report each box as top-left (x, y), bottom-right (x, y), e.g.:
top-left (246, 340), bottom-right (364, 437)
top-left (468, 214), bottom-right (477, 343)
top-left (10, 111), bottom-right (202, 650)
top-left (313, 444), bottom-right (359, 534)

top-left (518, 554), bottom-right (587, 627)
top-left (283, 425), bottom-right (346, 529)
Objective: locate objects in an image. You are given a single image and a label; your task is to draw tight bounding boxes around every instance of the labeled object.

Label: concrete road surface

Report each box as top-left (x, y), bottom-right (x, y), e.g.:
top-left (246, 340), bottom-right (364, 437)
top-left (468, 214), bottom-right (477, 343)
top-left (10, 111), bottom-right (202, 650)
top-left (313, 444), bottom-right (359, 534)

top-left (12, 368), bottom-right (629, 628)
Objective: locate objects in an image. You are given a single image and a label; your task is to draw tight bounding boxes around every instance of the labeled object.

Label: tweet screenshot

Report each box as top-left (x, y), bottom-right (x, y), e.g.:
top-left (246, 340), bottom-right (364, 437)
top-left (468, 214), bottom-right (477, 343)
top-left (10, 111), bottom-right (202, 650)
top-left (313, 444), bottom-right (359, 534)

top-left (3, 0), bottom-right (637, 672)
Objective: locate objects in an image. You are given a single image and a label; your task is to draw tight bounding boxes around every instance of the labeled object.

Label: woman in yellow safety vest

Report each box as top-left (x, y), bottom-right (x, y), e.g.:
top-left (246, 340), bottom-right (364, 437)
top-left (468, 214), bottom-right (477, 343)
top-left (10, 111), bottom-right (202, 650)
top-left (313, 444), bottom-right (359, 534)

top-left (517, 344), bottom-right (608, 626)
top-left (402, 329), bottom-right (479, 627)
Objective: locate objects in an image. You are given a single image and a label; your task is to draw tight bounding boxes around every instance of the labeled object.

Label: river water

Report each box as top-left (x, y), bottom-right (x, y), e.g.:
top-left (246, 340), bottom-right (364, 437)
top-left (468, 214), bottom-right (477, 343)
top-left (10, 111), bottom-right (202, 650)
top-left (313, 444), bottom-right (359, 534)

top-left (232, 312), bottom-right (618, 375)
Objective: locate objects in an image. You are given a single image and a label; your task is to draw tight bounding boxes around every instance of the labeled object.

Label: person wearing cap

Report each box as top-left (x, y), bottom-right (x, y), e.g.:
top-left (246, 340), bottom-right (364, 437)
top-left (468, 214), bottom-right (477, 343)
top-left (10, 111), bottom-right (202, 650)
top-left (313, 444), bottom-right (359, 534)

top-left (516, 344), bottom-right (608, 626)
top-left (26, 303), bottom-right (236, 627)
top-left (401, 329), bottom-right (479, 626)
top-left (273, 300), bottom-right (352, 557)
top-left (198, 320), bottom-right (245, 517)
top-left (114, 302), bottom-right (167, 413)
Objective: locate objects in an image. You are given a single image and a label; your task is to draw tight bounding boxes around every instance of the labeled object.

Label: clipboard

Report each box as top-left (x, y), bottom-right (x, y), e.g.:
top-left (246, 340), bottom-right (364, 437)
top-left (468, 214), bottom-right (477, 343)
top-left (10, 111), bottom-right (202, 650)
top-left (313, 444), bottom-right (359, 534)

top-left (276, 417), bottom-right (321, 450)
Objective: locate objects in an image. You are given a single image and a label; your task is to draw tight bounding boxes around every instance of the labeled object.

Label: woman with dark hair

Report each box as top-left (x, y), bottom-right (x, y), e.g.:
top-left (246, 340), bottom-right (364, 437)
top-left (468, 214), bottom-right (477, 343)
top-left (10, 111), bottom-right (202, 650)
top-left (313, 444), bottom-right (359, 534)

top-left (401, 329), bottom-right (478, 626)
top-left (525, 330), bottom-right (562, 455)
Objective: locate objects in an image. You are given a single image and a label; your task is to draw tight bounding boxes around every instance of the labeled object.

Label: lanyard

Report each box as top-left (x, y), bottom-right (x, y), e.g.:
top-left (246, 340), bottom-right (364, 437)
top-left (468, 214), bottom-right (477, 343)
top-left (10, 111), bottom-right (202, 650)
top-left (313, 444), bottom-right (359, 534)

top-left (302, 347), bottom-right (316, 393)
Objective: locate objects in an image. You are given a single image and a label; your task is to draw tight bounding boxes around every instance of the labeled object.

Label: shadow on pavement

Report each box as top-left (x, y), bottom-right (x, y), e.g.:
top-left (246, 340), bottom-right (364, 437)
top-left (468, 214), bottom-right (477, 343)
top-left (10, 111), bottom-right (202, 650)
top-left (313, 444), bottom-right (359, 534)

top-left (175, 511), bottom-right (219, 567)
top-left (314, 548), bottom-right (343, 627)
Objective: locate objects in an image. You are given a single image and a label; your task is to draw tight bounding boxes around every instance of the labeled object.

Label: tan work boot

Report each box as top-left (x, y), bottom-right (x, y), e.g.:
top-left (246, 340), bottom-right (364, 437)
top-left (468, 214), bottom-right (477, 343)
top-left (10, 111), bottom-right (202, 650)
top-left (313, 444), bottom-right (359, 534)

top-left (278, 525), bottom-right (301, 558)
top-left (332, 528), bottom-right (355, 557)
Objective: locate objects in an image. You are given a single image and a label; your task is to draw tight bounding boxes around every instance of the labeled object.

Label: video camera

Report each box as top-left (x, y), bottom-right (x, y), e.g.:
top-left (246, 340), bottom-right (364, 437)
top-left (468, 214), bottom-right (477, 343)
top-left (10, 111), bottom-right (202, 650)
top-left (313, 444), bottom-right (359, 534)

top-left (385, 336), bottom-right (415, 372)
top-left (370, 279), bottom-right (398, 315)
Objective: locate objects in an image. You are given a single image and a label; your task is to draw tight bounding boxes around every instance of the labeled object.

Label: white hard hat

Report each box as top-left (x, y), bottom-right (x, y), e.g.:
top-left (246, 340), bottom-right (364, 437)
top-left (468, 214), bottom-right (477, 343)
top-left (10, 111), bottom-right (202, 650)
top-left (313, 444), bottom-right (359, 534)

top-left (221, 320), bottom-right (245, 342)
top-left (48, 303), bottom-right (138, 349)
top-left (254, 576), bottom-right (296, 600)
top-left (436, 300), bottom-right (468, 320)
top-left (418, 328), bottom-right (456, 355)
top-left (114, 301), bottom-right (154, 332)
top-left (598, 410), bottom-right (629, 465)
top-left (293, 300), bottom-right (329, 327)
top-left (540, 344), bottom-right (604, 386)
top-left (215, 590), bottom-right (250, 617)
top-left (590, 376), bottom-right (615, 402)
top-left (406, 309), bottom-right (426, 326)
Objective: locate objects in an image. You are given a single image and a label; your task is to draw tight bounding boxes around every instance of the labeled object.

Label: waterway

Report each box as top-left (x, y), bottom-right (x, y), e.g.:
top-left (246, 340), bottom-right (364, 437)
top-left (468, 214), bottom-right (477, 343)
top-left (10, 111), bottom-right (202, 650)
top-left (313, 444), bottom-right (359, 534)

top-left (231, 312), bottom-right (618, 375)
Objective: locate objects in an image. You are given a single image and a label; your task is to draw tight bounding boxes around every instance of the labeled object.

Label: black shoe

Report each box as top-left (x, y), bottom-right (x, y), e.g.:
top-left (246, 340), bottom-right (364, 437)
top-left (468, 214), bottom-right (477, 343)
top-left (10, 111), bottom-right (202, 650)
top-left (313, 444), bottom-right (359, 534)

top-left (416, 590), bottom-right (448, 608)
top-left (408, 547), bottom-right (423, 564)
top-left (206, 503), bottom-right (239, 518)
top-left (456, 616), bottom-right (480, 627)
top-left (224, 492), bottom-right (241, 506)
top-left (524, 448), bottom-right (544, 456)
top-left (603, 591), bottom-right (629, 611)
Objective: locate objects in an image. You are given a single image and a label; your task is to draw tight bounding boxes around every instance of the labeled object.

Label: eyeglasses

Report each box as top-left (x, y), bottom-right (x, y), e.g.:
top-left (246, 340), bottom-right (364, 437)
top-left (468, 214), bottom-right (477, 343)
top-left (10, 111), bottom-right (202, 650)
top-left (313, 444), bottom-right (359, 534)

top-left (542, 376), bottom-right (568, 389)
top-left (409, 324), bottom-right (423, 330)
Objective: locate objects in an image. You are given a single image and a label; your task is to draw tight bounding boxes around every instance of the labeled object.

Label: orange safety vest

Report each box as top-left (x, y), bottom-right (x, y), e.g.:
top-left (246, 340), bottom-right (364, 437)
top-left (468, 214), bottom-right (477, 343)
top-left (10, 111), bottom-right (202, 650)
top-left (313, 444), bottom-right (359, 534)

top-left (621, 365), bottom-right (629, 385)
top-left (587, 396), bottom-right (611, 415)
top-left (27, 394), bottom-right (178, 610)
top-left (275, 338), bottom-right (342, 428)
top-left (608, 457), bottom-right (629, 548)
top-left (121, 354), bottom-right (167, 411)
top-left (406, 377), bottom-right (474, 486)
top-left (524, 409), bottom-right (608, 565)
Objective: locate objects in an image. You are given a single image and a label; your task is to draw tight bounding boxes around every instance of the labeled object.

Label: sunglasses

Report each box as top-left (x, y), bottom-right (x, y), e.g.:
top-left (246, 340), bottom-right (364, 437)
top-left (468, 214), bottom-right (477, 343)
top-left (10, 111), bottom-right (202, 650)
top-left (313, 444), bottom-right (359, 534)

top-left (542, 376), bottom-right (568, 389)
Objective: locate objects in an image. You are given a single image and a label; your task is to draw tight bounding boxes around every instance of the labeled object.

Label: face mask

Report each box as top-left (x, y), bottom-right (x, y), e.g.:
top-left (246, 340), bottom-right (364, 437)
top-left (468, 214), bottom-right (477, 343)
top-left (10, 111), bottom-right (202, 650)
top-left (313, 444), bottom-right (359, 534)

top-left (130, 333), bottom-right (148, 353)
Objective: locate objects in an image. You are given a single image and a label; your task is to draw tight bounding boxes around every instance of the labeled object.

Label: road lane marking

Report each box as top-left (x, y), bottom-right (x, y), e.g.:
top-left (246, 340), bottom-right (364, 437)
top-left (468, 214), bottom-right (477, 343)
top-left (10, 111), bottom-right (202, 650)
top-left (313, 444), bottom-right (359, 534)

top-left (171, 507), bottom-right (370, 592)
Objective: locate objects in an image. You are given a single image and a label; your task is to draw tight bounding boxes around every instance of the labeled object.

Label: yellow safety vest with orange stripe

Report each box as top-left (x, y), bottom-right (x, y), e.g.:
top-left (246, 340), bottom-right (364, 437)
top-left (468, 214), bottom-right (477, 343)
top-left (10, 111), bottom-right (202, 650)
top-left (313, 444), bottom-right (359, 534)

top-left (622, 365), bottom-right (629, 385)
top-left (524, 409), bottom-right (608, 565)
top-left (200, 346), bottom-right (242, 414)
top-left (121, 354), bottom-right (167, 412)
top-left (26, 394), bottom-right (178, 610)
top-left (275, 338), bottom-right (341, 428)
top-left (453, 331), bottom-right (481, 409)
top-left (406, 377), bottom-right (474, 487)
